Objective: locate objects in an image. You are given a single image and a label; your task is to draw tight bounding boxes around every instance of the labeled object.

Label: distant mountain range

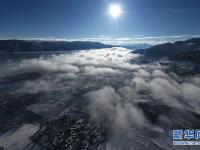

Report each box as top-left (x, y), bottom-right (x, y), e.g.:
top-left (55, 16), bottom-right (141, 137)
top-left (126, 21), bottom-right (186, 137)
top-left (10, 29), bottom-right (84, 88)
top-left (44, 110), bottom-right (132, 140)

top-left (0, 40), bottom-right (152, 53)
top-left (134, 38), bottom-right (200, 63)
top-left (1, 38), bottom-right (200, 63)
top-left (0, 40), bottom-right (113, 52)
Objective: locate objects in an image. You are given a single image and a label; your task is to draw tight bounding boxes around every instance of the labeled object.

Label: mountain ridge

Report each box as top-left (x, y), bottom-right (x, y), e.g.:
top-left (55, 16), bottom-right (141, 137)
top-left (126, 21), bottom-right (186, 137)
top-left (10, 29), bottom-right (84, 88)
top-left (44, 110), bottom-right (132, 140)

top-left (0, 40), bottom-right (113, 53)
top-left (134, 38), bottom-right (200, 62)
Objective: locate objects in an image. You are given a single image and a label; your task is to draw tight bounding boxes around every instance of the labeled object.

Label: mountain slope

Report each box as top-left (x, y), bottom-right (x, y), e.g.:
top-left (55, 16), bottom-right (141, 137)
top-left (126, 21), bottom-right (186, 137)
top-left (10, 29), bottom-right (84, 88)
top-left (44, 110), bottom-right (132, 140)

top-left (134, 38), bottom-right (200, 62)
top-left (0, 40), bottom-right (113, 52)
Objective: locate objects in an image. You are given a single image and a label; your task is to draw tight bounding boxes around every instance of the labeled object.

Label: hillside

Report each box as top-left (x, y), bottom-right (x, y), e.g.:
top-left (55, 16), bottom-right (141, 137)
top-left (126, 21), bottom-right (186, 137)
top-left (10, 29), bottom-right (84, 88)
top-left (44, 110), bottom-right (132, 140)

top-left (134, 38), bottom-right (200, 62)
top-left (0, 40), bottom-right (112, 52)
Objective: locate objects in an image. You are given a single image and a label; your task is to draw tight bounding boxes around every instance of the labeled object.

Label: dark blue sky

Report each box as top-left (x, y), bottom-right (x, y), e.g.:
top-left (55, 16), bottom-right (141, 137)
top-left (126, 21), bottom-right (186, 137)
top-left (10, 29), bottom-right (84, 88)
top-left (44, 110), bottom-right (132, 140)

top-left (0, 0), bottom-right (199, 43)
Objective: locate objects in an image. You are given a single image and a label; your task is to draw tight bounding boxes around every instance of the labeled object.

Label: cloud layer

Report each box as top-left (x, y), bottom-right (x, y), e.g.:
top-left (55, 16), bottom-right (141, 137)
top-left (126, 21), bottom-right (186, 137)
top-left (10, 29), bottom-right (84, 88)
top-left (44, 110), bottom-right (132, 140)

top-left (1, 47), bottom-right (200, 150)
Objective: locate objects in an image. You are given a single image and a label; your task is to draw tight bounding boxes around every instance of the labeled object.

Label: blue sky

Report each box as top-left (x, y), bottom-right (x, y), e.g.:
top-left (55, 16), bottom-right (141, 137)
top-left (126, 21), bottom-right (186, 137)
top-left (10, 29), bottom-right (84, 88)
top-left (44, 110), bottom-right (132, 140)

top-left (0, 0), bottom-right (200, 44)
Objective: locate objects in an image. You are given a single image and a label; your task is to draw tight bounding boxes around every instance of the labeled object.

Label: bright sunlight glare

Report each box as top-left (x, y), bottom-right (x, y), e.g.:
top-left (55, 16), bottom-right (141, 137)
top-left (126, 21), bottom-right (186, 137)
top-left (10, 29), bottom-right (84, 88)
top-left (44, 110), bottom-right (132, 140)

top-left (108, 4), bottom-right (122, 19)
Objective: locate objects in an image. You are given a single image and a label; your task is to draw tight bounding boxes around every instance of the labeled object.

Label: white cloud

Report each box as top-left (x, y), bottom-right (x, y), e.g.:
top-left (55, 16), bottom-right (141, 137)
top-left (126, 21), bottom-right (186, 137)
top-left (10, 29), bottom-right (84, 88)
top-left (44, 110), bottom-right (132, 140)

top-left (152, 70), bottom-right (170, 79)
top-left (135, 69), bottom-right (151, 78)
top-left (85, 86), bottom-right (145, 130)
top-left (150, 78), bottom-right (182, 108)
top-left (84, 66), bottom-right (121, 76)
top-left (182, 83), bottom-right (200, 103)
top-left (18, 58), bottom-right (80, 73)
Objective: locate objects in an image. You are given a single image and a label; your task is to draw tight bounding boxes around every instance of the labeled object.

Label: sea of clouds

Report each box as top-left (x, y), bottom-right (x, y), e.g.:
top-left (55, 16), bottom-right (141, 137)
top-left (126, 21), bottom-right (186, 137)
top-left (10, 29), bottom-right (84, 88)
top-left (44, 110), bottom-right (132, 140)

top-left (0, 47), bottom-right (200, 150)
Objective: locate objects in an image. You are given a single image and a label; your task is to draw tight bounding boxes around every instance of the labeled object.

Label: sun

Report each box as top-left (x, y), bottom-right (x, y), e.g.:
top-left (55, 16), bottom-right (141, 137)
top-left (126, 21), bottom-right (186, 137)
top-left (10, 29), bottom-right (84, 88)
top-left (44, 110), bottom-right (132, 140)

top-left (108, 4), bottom-right (122, 19)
